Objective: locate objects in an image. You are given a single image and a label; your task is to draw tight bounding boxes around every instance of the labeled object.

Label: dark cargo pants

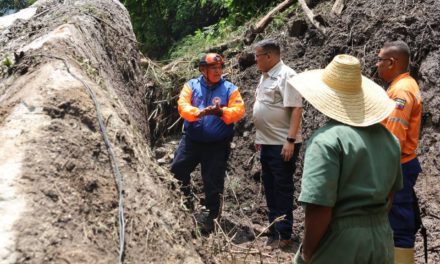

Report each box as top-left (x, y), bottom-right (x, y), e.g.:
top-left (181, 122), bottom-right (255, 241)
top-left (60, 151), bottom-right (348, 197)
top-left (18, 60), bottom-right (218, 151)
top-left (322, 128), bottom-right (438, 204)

top-left (171, 134), bottom-right (231, 217)
top-left (260, 143), bottom-right (301, 240)
top-left (389, 158), bottom-right (422, 248)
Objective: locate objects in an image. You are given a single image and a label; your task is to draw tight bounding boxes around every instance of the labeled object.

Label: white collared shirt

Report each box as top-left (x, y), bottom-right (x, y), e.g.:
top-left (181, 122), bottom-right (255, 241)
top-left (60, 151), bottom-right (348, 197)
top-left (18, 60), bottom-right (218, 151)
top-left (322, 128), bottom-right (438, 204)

top-left (253, 60), bottom-right (303, 144)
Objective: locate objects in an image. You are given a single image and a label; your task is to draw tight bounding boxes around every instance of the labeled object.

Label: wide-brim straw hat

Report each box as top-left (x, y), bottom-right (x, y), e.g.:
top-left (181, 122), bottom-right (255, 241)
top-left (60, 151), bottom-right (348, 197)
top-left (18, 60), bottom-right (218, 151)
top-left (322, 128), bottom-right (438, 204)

top-left (288, 54), bottom-right (395, 127)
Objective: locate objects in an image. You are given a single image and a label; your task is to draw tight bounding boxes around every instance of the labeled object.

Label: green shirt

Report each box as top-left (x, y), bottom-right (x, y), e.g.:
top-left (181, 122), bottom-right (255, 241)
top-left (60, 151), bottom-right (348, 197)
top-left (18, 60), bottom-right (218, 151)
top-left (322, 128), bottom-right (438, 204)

top-left (299, 121), bottom-right (403, 218)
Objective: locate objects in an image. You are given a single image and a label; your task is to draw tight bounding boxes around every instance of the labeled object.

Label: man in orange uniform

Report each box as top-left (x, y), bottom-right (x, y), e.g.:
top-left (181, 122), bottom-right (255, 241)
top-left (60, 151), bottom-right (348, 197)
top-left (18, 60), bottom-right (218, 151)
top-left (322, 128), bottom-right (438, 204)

top-left (171, 53), bottom-right (245, 232)
top-left (377, 40), bottom-right (423, 263)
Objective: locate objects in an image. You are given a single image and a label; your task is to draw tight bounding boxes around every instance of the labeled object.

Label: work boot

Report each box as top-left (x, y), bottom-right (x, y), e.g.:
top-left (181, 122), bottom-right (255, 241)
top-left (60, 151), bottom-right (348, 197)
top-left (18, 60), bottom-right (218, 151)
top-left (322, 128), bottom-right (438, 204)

top-left (201, 217), bottom-right (215, 234)
top-left (267, 238), bottom-right (294, 250)
top-left (394, 247), bottom-right (414, 264)
top-left (278, 239), bottom-right (294, 250)
top-left (265, 236), bottom-right (279, 248)
top-left (197, 213), bottom-right (215, 235)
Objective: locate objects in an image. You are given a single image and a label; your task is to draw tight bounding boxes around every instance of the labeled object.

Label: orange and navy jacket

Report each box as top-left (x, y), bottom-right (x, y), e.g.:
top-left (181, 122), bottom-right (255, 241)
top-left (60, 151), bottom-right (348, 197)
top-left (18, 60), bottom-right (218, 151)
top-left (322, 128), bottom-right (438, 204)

top-left (382, 72), bottom-right (422, 164)
top-left (177, 76), bottom-right (245, 142)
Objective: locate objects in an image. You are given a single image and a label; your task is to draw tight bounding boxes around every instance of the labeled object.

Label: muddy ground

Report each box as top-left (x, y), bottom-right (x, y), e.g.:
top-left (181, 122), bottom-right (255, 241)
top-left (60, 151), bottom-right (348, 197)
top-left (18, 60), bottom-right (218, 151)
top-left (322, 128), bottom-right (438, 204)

top-left (153, 0), bottom-right (440, 263)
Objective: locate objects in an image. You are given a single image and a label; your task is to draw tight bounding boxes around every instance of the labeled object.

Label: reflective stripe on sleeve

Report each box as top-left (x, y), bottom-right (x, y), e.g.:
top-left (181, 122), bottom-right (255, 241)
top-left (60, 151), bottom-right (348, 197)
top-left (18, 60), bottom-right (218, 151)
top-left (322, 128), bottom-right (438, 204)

top-left (388, 117), bottom-right (409, 127)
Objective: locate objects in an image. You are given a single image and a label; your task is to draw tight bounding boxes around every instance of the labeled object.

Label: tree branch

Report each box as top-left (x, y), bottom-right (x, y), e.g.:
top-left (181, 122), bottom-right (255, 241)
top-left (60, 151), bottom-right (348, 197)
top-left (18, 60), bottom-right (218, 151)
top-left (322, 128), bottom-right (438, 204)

top-left (244, 0), bottom-right (296, 45)
top-left (331, 0), bottom-right (345, 16)
top-left (298, 0), bottom-right (327, 36)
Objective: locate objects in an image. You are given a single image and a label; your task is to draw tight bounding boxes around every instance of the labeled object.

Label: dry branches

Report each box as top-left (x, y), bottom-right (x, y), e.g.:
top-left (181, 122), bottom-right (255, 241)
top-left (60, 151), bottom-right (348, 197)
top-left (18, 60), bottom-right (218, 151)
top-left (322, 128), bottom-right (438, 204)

top-left (244, 0), bottom-right (296, 44)
top-left (298, 0), bottom-right (327, 36)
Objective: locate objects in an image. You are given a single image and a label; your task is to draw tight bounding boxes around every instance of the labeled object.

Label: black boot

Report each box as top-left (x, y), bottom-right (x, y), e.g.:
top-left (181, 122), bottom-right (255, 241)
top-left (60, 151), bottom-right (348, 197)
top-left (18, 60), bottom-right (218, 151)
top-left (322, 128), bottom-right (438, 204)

top-left (200, 216), bottom-right (215, 234)
top-left (195, 211), bottom-right (216, 235)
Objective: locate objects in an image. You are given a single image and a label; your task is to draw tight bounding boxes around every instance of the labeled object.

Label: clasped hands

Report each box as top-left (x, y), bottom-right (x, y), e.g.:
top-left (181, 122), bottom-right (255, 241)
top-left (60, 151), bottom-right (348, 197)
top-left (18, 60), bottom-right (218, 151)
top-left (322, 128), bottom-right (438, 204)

top-left (196, 103), bottom-right (222, 118)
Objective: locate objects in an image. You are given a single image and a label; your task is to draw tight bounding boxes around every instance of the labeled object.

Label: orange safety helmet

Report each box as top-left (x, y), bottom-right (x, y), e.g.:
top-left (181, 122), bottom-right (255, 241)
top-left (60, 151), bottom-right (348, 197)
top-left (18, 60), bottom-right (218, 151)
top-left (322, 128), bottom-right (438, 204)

top-left (199, 53), bottom-right (224, 67)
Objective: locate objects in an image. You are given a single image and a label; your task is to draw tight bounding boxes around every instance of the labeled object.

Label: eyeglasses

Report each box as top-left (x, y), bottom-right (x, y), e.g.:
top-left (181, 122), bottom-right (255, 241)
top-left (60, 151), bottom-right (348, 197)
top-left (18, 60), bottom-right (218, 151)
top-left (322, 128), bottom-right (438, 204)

top-left (255, 52), bottom-right (269, 59)
top-left (377, 57), bottom-right (397, 63)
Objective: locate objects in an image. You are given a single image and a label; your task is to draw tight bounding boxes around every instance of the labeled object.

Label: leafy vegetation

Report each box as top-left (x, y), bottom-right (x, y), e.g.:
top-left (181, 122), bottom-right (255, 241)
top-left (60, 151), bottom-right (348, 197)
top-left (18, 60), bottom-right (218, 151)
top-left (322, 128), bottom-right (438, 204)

top-left (0, 0), bottom-right (35, 16)
top-left (122, 0), bottom-right (276, 59)
top-left (167, 19), bottom-right (246, 62)
top-left (2, 55), bottom-right (13, 68)
top-left (169, 1), bottom-right (299, 64)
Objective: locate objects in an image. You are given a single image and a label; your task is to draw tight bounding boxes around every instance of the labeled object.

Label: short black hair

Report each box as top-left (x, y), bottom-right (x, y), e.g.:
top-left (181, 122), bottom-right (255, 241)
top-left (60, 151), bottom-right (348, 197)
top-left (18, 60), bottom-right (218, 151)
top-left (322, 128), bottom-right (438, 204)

top-left (383, 40), bottom-right (410, 58)
top-left (383, 40), bottom-right (410, 69)
top-left (255, 39), bottom-right (281, 55)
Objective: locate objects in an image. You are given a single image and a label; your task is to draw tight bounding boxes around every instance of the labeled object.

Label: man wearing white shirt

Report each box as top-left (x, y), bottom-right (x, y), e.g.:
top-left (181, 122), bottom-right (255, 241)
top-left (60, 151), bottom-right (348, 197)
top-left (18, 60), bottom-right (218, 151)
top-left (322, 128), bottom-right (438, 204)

top-left (253, 39), bottom-right (303, 249)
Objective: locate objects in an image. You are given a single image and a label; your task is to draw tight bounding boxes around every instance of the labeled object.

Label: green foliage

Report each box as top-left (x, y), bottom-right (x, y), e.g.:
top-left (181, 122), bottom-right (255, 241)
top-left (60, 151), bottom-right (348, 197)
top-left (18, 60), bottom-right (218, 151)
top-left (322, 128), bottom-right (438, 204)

top-left (168, 18), bottom-right (246, 62)
top-left (0, 0), bottom-right (34, 16)
top-left (123, 0), bottom-right (276, 59)
top-left (1, 54), bottom-right (14, 76)
top-left (2, 56), bottom-right (13, 68)
top-left (123, 0), bottom-right (222, 59)
top-left (168, 1), bottom-right (299, 62)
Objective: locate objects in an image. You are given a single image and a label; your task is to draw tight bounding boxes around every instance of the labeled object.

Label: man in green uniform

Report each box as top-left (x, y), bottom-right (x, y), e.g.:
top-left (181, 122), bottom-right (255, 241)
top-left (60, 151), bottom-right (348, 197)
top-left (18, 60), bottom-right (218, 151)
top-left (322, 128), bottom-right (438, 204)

top-left (289, 54), bottom-right (403, 263)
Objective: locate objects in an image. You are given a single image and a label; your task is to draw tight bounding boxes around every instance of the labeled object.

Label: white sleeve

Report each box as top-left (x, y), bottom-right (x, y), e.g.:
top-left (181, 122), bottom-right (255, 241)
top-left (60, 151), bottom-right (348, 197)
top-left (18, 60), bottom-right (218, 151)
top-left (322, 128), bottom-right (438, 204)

top-left (282, 74), bottom-right (302, 108)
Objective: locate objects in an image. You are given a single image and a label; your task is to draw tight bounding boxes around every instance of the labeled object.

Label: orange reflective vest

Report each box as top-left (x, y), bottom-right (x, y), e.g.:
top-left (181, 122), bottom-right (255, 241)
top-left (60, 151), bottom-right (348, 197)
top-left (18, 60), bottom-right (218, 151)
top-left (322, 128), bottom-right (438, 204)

top-left (382, 73), bottom-right (422, 163)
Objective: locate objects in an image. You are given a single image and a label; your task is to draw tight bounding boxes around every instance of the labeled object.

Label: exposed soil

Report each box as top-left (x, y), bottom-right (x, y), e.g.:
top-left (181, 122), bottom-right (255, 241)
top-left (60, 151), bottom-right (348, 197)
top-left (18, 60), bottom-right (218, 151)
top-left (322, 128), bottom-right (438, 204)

top-left (153, 0), bottom-right (440, 263)
top-left (0, 0), bottom-right (200, 263)
top-left (1, 0), bottom-right (439, 263)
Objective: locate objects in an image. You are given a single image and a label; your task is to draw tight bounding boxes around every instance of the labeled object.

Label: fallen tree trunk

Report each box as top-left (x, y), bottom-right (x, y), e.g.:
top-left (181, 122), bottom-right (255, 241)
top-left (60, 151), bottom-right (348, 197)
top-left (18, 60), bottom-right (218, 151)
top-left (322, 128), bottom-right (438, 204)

top-left (298, 0), bottom-right (327, 35)
top-left (0, 0), bottom-right (201, 263)
top-left (244, 0), bottom-right (296, 44)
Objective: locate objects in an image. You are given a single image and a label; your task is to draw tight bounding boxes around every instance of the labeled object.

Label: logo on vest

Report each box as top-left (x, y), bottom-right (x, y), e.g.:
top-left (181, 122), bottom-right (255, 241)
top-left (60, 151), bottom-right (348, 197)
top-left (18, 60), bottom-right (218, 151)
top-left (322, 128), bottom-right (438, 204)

top-left (395, 98), bottom-right (406, 110)
top-left (212, 97), bottom-right (222, 105)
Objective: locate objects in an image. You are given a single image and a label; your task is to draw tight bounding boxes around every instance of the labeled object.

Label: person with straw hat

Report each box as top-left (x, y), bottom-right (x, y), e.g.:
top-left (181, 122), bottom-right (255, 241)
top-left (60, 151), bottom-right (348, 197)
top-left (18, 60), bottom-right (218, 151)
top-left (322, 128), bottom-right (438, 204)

top-left (377, 41), bottom-right (423, 264)
top-left (290, 54), bottom-right (403, 263)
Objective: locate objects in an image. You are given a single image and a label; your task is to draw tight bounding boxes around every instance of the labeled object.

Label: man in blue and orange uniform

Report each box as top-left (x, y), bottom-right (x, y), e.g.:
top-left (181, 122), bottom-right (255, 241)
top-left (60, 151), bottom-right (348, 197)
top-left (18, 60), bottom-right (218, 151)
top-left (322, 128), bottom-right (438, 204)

top-left (171, 53), bottom-right (245, 231)
top-left (377, 40), bottom-right (423, 264)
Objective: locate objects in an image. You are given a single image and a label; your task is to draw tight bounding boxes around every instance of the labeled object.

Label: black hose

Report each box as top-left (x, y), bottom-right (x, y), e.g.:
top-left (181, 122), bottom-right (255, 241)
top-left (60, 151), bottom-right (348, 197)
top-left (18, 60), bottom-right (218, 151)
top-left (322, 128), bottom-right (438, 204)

top-left (36, 54), bottom-right (126, 264)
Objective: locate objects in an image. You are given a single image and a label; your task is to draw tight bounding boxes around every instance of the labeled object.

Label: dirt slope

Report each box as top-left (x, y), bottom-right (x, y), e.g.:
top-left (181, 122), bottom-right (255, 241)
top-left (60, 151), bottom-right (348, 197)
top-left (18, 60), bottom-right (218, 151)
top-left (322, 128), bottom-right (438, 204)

top-left (228, 0), bottom-right (440, 262)
top-left (0, 0), bottom-right (200, 263)
top-left (153, 0), bottom-right (440, 263)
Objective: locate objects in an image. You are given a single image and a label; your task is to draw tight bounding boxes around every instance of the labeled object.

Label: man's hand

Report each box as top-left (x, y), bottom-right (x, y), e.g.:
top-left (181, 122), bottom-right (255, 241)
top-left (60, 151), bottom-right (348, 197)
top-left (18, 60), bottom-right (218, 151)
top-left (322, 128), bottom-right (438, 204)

top-left (196, 109), bottom-right (207, 118)
top-left (302, 204), bottom-right (332, 263)
top-left (197, 103), bottom-right (222, 118)
top-left (281, 142), bottom-right (295, 161)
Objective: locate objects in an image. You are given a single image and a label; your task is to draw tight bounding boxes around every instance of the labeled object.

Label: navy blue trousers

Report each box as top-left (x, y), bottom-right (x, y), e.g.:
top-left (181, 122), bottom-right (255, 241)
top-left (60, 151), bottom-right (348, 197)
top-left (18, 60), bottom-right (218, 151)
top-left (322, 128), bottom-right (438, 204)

top-left (389, 158), bottom-right (422, 248)
top-left (260, 143), bottom-right (301, 240)
top-left (171, 135), bottom-right (231, 217)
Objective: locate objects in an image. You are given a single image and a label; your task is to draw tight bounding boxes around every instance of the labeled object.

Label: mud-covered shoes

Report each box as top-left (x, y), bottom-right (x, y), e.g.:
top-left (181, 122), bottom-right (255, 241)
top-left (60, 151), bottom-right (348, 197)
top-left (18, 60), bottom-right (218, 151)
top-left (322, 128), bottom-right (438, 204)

top-left (194, 211), bottom-right (216, 235)
top-left (266, 237), bottom-right (296, 250)
top-left (265, 236), bottom-right (278, 248)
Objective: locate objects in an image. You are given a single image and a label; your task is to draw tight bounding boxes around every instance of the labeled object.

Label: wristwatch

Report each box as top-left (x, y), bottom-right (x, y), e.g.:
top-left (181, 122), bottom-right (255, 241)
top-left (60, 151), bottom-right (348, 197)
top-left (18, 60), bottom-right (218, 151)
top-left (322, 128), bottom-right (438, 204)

top-left (286, 137), bottom-right (296, 143)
